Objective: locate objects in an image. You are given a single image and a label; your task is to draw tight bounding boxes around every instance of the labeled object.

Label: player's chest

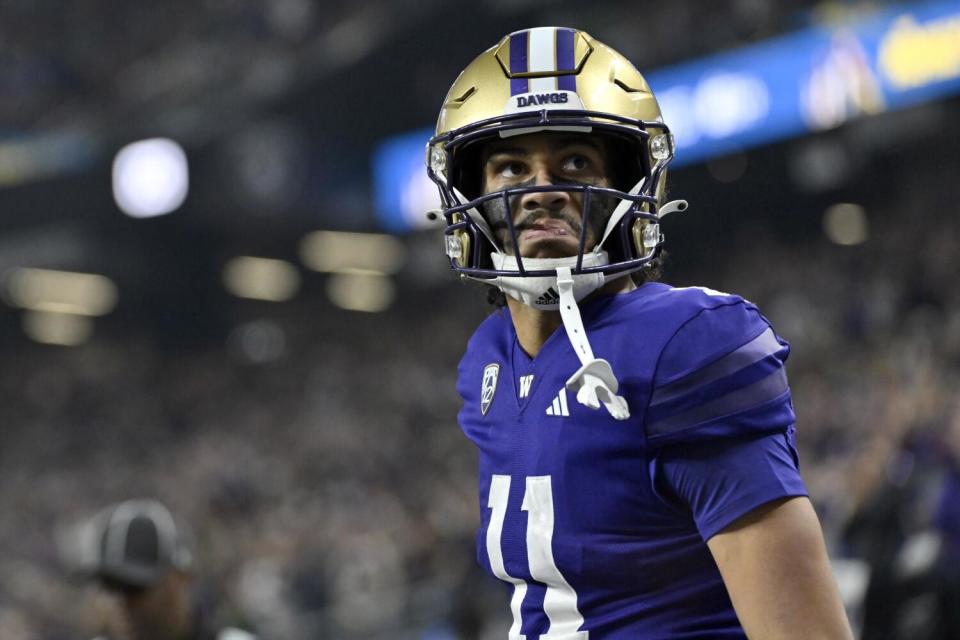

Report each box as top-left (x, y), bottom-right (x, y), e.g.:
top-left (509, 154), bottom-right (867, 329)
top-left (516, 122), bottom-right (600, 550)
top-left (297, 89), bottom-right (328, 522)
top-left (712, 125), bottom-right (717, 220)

top-left (462, 348), bottom-right (647, 475)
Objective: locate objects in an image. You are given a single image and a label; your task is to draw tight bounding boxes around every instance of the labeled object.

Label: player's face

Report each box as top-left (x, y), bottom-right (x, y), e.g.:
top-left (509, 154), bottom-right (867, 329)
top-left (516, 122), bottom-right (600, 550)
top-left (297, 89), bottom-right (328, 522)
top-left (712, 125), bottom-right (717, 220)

top-left (117, 572), bottom-right (193, 640)
top-left (481, 132), bottom-right (612, 259)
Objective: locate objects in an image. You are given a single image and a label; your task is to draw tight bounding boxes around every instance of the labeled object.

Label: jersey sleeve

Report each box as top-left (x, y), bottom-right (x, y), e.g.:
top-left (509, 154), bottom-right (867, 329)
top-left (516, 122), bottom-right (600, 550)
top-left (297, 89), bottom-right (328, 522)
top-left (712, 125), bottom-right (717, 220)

top-left (645, 299), bottom-right (806, 540)
top-left (644, 300), bottom-right (795, 448)
top-left (654, 430), bottom-right (808, 540)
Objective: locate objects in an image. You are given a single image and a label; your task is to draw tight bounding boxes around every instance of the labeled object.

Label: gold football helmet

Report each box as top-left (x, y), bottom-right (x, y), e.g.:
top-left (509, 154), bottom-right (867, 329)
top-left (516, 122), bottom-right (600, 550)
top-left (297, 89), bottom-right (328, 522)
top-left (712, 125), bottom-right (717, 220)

top-left (426, 27), bottom-right (682, 287)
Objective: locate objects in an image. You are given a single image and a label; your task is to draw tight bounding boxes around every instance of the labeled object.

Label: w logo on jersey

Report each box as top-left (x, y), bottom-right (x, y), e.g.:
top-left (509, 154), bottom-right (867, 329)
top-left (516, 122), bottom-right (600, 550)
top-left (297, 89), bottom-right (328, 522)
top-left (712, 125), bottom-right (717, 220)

top-left (519, 375), bottom-right (534, 399)
top-left (481, 363), bottom-right (500, 415)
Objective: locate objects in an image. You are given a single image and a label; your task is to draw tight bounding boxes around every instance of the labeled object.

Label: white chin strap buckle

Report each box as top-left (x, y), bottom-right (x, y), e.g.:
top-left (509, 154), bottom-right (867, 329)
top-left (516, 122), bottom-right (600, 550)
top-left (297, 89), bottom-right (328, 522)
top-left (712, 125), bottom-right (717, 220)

top-left (555, 267), bottom-right (630, 421)
top-left (566, 359), bottom-right (630, 420)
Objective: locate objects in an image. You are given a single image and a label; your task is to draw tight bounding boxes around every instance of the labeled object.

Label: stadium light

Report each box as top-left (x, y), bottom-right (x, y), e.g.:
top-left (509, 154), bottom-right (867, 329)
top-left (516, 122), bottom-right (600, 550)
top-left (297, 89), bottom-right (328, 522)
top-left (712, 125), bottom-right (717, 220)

top-left (326, 272), bottom-right (395, 313)
top-left (2, 268), bottom-right (118, 316)
top-left (823, 203), bottom-right (869, 245)
top-left (22, 311), bottom-right (93, 346)
top-left (112, 138), bottom-right (189, 218)
top-left (222, 257), bottom-right (301, 302)
top-left (299, 231), bottom-right (406, 275)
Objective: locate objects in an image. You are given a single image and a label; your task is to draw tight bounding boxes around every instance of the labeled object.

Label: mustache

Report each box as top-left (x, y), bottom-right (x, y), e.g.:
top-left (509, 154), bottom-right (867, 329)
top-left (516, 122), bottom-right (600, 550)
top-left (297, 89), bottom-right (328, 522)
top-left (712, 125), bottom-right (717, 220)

top-left (484, 179), bottom-right (585, 236)
top-left (480, 179), bottom-right (616, 254)
top-left (507, 210), bottom-right (583, 235)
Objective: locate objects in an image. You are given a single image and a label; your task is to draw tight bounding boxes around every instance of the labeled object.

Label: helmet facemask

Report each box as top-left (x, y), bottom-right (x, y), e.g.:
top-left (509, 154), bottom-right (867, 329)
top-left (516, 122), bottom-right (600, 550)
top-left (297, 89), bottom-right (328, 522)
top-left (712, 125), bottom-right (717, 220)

top-left (428, 114), bottom-right (675, 289)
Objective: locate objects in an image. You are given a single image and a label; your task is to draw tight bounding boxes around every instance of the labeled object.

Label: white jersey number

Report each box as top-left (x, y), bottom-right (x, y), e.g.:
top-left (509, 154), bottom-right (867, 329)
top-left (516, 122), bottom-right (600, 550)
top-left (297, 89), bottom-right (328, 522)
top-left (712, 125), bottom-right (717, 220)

top-left (485, 475), bottom-right (588, 639)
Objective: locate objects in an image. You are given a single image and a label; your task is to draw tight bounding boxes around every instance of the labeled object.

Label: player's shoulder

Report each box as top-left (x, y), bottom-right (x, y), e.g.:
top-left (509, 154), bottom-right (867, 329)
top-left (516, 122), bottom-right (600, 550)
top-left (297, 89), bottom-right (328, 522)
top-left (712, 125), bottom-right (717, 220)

top-left (648, 284), bottom-right (781, 382)
top-left (635, 282), bottom-right (755, 316)
top-left (642, 284), bottom-right (794, 446)
top-left (609, 282), bottom-right (764, 341)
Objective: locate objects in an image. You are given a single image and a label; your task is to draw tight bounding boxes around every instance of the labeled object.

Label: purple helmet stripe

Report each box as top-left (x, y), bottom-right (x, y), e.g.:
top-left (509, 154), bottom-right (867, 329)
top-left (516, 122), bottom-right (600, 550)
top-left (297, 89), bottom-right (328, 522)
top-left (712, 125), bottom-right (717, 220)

top-left (556, 28), bottom-right (576, 91)
top-left (509, 31), bottom-right (529, 95)
top-left (511, 75), bottom-right (529, 96)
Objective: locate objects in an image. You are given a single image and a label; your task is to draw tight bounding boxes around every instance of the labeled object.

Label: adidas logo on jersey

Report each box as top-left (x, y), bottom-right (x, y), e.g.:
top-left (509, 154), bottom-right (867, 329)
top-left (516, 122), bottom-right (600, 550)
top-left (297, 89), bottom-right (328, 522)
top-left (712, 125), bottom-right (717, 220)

top-left (535, 287), bottom-right (560, 306)
top-left (545, 388), bottom-right (569, 417)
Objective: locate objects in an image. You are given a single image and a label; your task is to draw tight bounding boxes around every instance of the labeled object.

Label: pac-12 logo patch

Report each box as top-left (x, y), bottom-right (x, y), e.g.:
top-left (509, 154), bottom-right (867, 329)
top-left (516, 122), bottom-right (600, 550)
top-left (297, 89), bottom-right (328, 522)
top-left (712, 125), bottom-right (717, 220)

top-left (481, 363), bottom-right (500, 416)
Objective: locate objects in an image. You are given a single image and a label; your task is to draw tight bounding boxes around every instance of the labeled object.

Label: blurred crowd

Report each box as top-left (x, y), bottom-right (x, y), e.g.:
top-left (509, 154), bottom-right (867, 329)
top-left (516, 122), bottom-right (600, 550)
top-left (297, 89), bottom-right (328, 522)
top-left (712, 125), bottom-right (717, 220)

top-left (0, 292), bottom-right (495, 639)
top-left (0, 167), bottom-right (958, 640)
top-left (721, 180), bottom-right (960, 638)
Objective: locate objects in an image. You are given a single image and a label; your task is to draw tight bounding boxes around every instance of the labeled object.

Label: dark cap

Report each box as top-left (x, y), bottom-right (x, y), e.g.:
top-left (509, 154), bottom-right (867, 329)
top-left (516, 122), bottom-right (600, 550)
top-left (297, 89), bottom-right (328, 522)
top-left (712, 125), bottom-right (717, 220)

top-left (95, 499), bottom-right (193, 589)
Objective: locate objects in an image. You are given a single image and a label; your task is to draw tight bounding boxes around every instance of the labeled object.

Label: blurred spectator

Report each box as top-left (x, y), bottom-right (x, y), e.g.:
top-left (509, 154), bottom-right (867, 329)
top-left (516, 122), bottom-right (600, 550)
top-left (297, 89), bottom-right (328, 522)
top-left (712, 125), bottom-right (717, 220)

top-left (70, 499), bottom-right (257, 640)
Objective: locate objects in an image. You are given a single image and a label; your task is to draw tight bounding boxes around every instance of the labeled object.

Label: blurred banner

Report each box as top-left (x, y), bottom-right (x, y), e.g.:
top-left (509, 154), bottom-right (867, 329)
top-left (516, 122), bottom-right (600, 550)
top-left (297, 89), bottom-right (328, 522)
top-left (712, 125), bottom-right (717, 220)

top-left (372, 0), bottom-right (960, 232)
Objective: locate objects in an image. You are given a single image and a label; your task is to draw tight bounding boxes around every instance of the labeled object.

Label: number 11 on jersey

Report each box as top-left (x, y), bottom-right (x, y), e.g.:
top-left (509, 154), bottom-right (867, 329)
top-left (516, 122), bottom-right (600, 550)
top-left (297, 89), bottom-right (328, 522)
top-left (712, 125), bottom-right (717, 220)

top-left (485, 475), bottom-right (588, 639)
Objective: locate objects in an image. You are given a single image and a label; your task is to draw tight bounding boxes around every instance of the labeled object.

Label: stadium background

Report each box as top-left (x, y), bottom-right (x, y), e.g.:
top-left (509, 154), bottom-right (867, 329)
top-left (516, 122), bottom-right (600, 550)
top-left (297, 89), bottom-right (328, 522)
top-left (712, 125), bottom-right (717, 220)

top-left (1, 0), bottom-right (958, 638)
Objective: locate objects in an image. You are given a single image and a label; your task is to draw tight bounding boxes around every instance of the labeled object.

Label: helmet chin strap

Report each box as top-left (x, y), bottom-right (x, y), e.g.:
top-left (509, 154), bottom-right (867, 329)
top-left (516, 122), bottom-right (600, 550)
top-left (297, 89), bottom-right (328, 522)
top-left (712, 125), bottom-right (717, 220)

top-left (556, 266), bottom-right (630, 420)
top-left (488, 251), bottom-right (631, 421)
top-left (489, 251), bottom-right (609, 309)
top-left (481, 187), bottom-right (694, 422)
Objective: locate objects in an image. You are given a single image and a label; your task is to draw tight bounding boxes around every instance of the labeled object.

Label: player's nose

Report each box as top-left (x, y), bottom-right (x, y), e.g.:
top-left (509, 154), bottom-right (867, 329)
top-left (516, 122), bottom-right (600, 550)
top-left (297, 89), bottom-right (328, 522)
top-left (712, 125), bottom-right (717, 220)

top-left (519, 164), bottom-right (571, 212)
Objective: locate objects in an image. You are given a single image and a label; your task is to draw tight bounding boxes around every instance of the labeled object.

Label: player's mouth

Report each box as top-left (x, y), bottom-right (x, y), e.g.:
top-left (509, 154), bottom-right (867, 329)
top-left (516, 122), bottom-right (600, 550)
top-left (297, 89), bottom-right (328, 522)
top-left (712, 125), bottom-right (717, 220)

top-left (516, 219), bottom-right (578, 243)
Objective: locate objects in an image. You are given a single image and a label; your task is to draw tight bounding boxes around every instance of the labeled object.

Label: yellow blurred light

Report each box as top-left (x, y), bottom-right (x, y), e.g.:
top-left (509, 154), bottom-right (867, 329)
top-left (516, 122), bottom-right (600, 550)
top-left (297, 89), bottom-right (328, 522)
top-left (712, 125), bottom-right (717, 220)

top-left (879, 14), bottom-right (960, 90)
top-left (299, 231), bottom-right (406, 275)
top-left (326, 272), bottom-right (395, 313)
top-left (22, 311), bottom-right (93, 346)
top-left (823, 203), bottom-right (869, 246)
top-left (222, 257), bottom-right (301, 302)
top-left (3, 268), bottom-right (118, 316)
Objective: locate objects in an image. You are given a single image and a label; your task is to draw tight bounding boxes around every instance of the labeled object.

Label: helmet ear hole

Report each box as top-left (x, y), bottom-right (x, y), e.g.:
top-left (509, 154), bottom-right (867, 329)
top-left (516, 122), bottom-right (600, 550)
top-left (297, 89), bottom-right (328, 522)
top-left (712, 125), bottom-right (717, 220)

top-left (446, 214), bottom-right (472, 268)
top-left (631, 219), bottom-right (659, 259)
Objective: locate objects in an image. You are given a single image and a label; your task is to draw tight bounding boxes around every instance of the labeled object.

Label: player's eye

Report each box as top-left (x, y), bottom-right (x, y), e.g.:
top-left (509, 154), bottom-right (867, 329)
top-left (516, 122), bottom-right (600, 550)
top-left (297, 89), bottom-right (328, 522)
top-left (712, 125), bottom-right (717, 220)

top-left (497, 161), bottom-right (527, 179)
top-left (562, 154), bottom-right (591, 172)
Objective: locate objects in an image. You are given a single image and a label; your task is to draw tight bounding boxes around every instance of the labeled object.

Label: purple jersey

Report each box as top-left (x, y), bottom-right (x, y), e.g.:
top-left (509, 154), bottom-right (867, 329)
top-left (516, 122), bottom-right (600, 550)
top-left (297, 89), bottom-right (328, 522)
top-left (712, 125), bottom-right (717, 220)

top-left (456, 283), bottom-right (807, 638)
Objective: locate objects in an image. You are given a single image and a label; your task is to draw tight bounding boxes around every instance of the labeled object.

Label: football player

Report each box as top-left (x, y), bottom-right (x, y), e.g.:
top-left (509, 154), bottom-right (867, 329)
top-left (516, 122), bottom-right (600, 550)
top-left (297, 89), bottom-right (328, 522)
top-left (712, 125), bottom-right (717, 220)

top-left (426, 27), bottom-right (853, 638)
